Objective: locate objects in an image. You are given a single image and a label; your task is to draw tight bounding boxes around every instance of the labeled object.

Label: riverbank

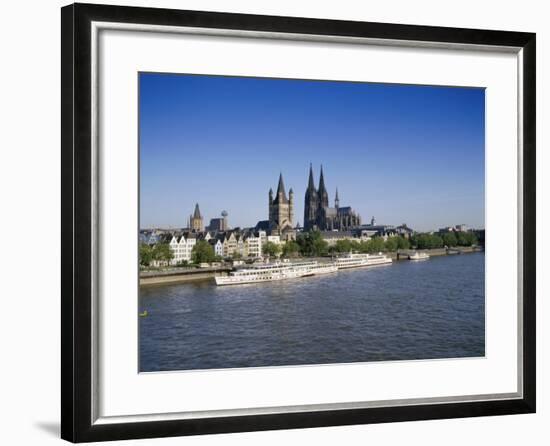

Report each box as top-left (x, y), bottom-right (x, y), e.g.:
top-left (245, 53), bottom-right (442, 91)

top-left (390, 246), bottom-right (480, 260)
top-left (139, 247), bottom-right (482, 286)
top-left (140, 266), bottom-right (232, 286)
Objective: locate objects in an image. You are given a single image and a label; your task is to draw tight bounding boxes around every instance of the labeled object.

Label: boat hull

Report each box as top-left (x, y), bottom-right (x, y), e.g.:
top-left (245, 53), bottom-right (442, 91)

top-left (335, 258), bottom-right (393, 269)
top-left (215, 264), bottom-right (337, 286)
top-left (409, 254), bottom-right (430, 261)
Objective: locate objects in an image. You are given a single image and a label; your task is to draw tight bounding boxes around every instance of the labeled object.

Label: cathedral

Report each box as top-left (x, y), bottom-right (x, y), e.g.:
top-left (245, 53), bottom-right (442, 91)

top-left (303, 165), bottom-right (361, 231)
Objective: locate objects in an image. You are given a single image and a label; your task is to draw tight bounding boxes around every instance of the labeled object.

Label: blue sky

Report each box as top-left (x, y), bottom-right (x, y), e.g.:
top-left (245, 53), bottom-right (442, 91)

top-left (139, 73), bottom-right (485, 232)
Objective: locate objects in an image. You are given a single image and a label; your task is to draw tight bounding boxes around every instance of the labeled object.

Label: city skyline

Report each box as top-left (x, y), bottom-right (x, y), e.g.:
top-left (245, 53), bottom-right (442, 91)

top-left (140, 73), bottom-right (485, 232)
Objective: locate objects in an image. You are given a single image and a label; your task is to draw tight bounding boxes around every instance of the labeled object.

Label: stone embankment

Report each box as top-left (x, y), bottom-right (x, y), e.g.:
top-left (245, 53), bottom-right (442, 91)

top-left (140, 266), bottom-right (231, 286)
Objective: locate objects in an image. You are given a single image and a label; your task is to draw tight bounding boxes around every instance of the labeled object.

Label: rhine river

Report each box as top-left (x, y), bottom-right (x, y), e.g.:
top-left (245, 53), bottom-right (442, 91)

top-left (139, 252), bottom-right (484, 372)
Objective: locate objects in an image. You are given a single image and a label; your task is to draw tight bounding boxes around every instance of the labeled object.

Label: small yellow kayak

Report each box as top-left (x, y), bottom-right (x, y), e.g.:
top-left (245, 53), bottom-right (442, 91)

top-left (139, 310), bottom-right (148, 317)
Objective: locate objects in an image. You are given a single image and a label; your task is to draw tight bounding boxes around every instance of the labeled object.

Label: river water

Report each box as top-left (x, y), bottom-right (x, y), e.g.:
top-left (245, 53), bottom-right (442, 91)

top-left (139, 253), bottom-right (484, 372)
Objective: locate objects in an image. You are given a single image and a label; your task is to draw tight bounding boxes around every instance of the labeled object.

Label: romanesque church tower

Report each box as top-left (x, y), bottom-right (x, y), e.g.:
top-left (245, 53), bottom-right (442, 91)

top-left (269, 173), bottom-right (294, 232)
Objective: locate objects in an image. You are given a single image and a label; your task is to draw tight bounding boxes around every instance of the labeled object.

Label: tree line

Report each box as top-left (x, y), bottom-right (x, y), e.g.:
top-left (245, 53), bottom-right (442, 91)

top-left (410, 231), bottom-right (478, 250)
top-left (291, 230), bottom-right (411, 257)
top-left (139, 243), bottom-right (173, 266)
top-left (140, 230), bottom-right (479, 266)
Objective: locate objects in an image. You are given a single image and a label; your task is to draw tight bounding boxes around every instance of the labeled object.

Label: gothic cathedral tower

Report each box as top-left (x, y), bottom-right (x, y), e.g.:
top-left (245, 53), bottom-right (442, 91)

top-left (318, 165), bottom-right (329, 208)
top-left (302, 165), bottom-right (361, 232)
top-left (304, 164), bottom-right (319, 231)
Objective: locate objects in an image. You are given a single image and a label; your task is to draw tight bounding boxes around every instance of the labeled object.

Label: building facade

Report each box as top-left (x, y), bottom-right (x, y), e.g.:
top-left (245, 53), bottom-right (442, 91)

top-left (243, 231), bottom-right (263, 258)
top-left (160, 232), bottom-right (197, 265)
top-left (208, 238), bottom-right (224, 257)
top-left (304, 165), bottom-right (361, 231)
top-left (320, 230), bottom-right (371, 246)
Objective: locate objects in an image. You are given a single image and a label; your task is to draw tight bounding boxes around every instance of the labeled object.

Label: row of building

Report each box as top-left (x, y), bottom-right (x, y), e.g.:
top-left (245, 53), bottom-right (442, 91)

top-left (140, 219), bottom-right (415, 265)
top-left (140, 228), bottom-right (286, 265)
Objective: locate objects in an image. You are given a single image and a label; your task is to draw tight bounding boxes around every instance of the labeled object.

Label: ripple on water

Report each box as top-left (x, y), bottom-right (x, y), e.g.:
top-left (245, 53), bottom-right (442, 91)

top-left (139, 253), bottom-right (485, 371)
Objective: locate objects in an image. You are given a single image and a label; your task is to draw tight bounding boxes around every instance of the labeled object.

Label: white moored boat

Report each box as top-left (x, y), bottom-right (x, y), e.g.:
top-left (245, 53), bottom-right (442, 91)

top-left (334, 252), bottom-right (392, 269)
top-left (408, 252), bottom-right (430, 261)
top-left (215, 260), bottom-right (338, 286)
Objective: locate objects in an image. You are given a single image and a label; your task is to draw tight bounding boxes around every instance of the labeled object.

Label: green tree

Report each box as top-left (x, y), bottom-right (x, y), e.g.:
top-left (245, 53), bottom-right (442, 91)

top-left (384, 237), bottom-right (399, 252)
top-left (297, 230), bottom-right (329, 257)
top-left (263, 241), bottom-right (282, 258)
top-left (456, 231), bottom-right (477, 247)
top-left (358, 240), bottom-right (371, 253)
top-left (314, 239), bottom-right (329, 256)
top-left (442, 232), bottom-right (458, 247)
top-left (191, 240), bottom-right (216, 264)
top-left (396, 236), bottom-right (410, 250)
top-left (334, 239), bottom-right (355, 253)
top-left (139, 243), bottom-right (153, 266)
top-left (369, 237), bottom-right (386, 253)
top-left (467, 232), bottom-right (478, 246)
top-left (152, 243), bottom-right (173, 264)
top-left (282, 240), bottom-right (300, 258)
top-left (431, 234), bottom-right (444, 249)
top-left (411, 233), bottom-right (443, 249)
top-left (456, 232), bottom-right (478, 246)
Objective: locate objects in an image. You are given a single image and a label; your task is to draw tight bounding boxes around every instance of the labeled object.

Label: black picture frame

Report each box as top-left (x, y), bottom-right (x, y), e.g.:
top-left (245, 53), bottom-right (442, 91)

top-left (61, 2), bottom-right (536, 442)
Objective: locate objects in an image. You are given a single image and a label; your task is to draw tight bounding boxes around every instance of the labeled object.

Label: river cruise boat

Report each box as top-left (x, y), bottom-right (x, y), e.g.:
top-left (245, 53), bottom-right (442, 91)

top-left (408, 252), bottom-right (430, 261)
top-left (215, 260), bottom-right (337, 286)
top-left (334, 252), bottom-right (392, 269)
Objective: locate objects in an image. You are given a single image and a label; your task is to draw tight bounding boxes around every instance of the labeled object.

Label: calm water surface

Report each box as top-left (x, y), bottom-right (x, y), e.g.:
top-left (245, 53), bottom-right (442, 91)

top-left (139, 253), bottom-right (484, 371)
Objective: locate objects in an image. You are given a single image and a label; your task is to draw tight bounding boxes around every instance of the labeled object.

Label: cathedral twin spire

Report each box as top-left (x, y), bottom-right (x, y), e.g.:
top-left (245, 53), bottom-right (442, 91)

top-left (318, 165), bottom-right (329, 208)
top-left (306, 164), bottom-right (337, 206)
top-left (307, 163), bottom-right (316, 191)
top-left (303, 164), bottom-right (357, 231)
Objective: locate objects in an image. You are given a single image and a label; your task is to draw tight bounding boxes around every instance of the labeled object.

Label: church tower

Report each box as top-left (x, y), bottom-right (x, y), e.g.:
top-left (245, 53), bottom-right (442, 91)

top-left (318, 165), bottom-right (329, 208)
top-left (268, 187), bottom-right (274, 222)
top-left (289, 187), bottom-right (294, 226)
top-left (189, 203), bottom-right (204, 232)
top-left (268, 173), bottom-right (293, 231)
top-left (303, 164), bottom-right (319, 231)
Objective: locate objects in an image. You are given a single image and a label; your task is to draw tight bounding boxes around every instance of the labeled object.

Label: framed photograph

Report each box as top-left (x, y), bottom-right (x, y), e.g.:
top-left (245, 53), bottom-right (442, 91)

top-left (61, 2), bottom-right (535, 442)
